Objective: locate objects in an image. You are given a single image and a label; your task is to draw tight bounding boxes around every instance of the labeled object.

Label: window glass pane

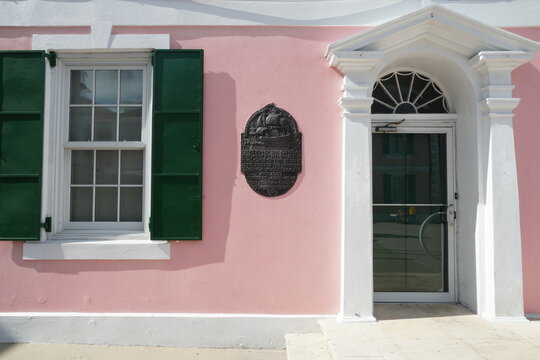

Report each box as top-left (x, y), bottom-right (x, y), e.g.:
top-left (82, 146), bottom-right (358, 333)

top-left (69, 107), bottom-right (92, 141)
top-left (373, 205), bottom-right (447, 292)
top-left (95, 187), bottom-right (118, 221)
top-left (71, 150), bottom-right (94, 185)
top-left (119, 107), bottom-right (142, 141)
top-left (96, 150), bottom-right (118, 185)
top-left (121, 151), bottom-right (143, 184)
top-left (94, 106), bottom-right (117, 141)
top-left (70, 187), bottom-right (93, 221)
top-left (120, 70), bottom-right (143, 104)
top-left (70, 70), bottom-right (93, 104)
top-left (120, 187), bottom-right (142, 222)
top-left (95, 70), bottom-right (118, 104)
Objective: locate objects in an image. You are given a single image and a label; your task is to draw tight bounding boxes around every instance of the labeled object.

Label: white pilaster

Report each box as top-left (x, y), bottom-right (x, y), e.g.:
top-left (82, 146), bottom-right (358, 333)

top-left (330, 52), bottom-right (382, 322)
top-left (470, 51), bottom-right (536, 321)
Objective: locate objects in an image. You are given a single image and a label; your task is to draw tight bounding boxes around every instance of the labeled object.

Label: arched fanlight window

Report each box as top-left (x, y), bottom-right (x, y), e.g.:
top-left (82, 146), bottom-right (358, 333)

top-left (371, 71), bottom-right (449, 114)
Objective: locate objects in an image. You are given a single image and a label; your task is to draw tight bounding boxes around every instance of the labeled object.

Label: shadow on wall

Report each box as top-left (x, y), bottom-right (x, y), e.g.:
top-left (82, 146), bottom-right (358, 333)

top-left (374, 303), bottom-right (474, 321)
top-left (0, 324), bottom-right (15, 353)
top-left (11, 71), bottom-right (237, 274)
top-left (112, 0), bottom-right (423, 26)
top-left (513, 61), bottom-right (540, 313)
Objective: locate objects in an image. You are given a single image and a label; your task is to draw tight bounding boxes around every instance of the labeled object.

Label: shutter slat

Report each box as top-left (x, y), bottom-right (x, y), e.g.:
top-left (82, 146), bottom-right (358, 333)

top-left (151, 50), bottom-right (203, 240)
top-left (0, 51), bottom-right (45, 241)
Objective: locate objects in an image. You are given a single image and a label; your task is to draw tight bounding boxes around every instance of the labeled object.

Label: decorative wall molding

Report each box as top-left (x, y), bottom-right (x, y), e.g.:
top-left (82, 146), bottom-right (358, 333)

top-left (2, 1), bottom-right (540, 27)
top-left (326, 6), bottom-right (539, 58)
top-left (0, 313), bottom-right (329, 349)
top-left (33, 34), bottom-right (170, 50)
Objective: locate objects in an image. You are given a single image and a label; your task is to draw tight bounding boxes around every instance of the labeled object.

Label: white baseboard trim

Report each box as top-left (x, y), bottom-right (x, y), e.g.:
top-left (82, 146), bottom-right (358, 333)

top-left (0, 312), bottom-right (332, 349)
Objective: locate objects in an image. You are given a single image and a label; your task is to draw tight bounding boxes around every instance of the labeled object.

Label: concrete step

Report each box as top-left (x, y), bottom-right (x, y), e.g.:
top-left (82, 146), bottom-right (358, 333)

top-left (285, 333), bottom-right (332, 360)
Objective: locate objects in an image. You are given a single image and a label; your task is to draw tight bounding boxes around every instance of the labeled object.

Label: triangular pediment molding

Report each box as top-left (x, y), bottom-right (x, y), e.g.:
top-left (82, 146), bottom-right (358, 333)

top-left (325, 5), bottom-right (540, 59)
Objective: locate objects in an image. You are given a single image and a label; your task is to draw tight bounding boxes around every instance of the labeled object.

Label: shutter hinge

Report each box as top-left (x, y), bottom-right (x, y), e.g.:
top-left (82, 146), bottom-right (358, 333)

top-left (151, 50), bottom-right (155, 66)
top-left (44, 51), bottom-right (57, 68)
top-left (41, 217), bottom-right (52, 232)
top-left (148, 217), bottom-right (152, 230)
top-left (454, 192), bottom-right (459, 200)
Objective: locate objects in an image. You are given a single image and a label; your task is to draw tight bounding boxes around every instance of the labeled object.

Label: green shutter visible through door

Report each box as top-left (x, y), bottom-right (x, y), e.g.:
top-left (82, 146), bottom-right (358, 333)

top-left (151, 50), bottom-right (203, 240)
top-left (0, 51), bottom-right (45, 241)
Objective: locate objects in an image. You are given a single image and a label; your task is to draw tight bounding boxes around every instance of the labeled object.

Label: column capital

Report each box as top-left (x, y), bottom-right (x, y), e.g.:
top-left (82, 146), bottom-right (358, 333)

top-left (328, 51), bottom-right (384, 74)
top-left (470, 51), bottom-right (536, 74)
top-left (338, 97), bottom-right (374, 114)
top-left (480, 98), bottom-right (521, 118)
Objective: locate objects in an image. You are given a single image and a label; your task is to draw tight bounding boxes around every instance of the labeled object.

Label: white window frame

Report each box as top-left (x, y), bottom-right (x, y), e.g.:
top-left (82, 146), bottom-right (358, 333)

top-left (23, 51), bottom-right (170, 260)
top-left (56, 52), bottom-right (152, 235)
top-left (63, 64), bottom-right (147, 231)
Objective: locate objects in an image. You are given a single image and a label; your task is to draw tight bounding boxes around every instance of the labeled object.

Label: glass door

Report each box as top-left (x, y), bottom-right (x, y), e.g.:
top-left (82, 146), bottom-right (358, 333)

top-left (373, 128), bottom-right (455, 302)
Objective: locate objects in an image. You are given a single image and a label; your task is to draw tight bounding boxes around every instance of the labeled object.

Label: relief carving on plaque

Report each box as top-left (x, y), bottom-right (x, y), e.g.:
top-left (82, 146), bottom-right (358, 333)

top-left (241, 103), bottom-right (302, 197)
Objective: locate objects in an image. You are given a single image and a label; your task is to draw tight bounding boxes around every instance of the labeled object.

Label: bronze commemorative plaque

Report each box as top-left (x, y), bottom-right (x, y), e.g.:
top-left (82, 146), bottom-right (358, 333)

top-left (241, 104), bottom-right (302, 197)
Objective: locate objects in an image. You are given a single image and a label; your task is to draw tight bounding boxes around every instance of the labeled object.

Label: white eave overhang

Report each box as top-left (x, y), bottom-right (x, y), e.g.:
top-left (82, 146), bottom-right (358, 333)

top-left (325, 5), bottom-right (540, 68)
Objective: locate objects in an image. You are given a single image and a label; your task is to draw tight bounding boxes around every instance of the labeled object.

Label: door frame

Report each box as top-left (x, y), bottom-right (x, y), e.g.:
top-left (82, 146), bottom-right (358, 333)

top-left (371, 120), bottom-right (457, 303)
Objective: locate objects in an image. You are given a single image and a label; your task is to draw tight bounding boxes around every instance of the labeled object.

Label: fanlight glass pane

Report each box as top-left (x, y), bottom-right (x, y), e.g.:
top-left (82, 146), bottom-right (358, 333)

top-left (371, 72), bottom-right (449, 114)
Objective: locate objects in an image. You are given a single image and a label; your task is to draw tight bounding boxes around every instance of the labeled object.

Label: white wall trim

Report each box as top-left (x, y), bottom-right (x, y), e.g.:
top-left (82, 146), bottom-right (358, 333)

top-left (3, 1), bottom-right (540, 27)
top-left (32, 34), bottom-right (170, 51)
top-left (23, 240), bottom-right (170, 260)
top-left (0, 313), bottom-right (331, 349)
top-left (32, 35), bottom-right (92, 51)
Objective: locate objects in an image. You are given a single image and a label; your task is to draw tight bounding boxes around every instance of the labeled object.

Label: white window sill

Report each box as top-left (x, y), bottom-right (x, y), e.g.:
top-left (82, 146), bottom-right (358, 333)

top-left (23, 232), bottom-right (170, 260)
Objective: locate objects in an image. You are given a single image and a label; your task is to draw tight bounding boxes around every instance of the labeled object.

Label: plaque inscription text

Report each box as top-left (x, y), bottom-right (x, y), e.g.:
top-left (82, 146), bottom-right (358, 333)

top-left (241, 104), bottom-right (302, 197)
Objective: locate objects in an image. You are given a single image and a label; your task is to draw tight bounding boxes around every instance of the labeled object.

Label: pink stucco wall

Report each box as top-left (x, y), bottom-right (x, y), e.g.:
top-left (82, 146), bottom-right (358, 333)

top-left (0, 26), bottom-right (366, 314)
top-left (510, 27), bottom-right (540, 315)
top-left (0, 26), bottom-right (539, 314)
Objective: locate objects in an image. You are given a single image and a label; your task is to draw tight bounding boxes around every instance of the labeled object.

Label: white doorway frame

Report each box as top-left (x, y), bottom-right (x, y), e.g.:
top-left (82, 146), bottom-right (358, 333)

top-left (325, 6), bottom-right (538, 323)
top-left (372, 120), bottom-right (457, 303)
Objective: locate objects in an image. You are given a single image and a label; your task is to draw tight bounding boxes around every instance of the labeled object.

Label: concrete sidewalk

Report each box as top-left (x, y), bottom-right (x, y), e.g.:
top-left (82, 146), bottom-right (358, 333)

top-left (319, 304), bottom-right (540, 360)
top-left (0, 343), bottom-right (286, 360)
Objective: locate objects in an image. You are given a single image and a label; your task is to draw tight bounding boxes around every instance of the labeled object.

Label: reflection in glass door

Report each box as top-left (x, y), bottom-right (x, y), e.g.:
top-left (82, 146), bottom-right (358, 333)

top-left (373, 131), bottom-right (455, 302)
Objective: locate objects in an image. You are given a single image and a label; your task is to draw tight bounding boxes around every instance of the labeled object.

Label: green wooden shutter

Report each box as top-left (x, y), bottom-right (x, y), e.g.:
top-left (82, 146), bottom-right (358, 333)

top-left (0, 51), bottom-right (45, 241)
top-left (151, 50), bottom-right (203, 240)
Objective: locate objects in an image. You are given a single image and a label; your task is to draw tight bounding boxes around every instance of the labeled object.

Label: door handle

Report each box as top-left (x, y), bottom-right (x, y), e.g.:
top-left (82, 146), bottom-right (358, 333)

top-left (446, 204), bottom-right (455, 226)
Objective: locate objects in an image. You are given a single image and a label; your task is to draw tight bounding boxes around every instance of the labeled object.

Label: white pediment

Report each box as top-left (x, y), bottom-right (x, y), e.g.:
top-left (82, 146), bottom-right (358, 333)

top-left (325, 5), bottom-right (539, 59)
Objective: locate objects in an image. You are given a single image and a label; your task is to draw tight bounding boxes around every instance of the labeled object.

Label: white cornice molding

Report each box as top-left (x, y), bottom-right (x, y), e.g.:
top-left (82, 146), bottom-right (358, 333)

top-left (338, 97), bottom-right (374, 113)
top-left (470, 51), bottom-right (537, 73)
top-left (328, 51), bottom-right (384, 74)
top-left (325, 5), bottom-right (540, 58)
top-left (480, 98), bottom-right (521, 116)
